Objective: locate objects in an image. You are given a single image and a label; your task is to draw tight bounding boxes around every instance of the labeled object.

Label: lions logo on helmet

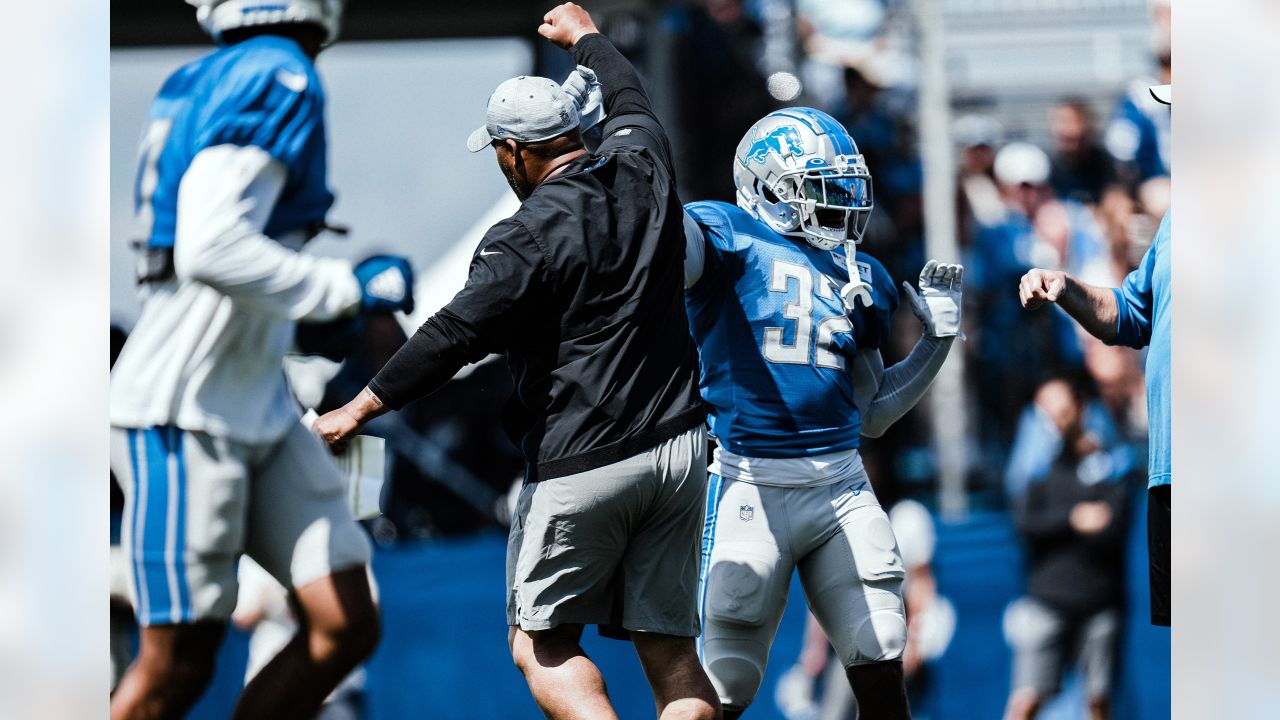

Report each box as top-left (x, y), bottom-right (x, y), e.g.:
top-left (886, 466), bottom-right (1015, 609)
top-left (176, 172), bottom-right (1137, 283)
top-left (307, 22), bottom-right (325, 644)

top-left (733, 107), bottom-right (874, 253)
top-left (745, 126), bottom-right (807, 164)
top-left (187, 0), bottom-right (346, 46)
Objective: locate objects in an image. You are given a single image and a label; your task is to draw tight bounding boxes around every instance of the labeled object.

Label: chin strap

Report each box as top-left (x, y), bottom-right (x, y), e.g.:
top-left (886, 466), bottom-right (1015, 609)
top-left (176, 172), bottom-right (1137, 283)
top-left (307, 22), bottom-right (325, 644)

top-left (840, 240), bottom-right (873, 310)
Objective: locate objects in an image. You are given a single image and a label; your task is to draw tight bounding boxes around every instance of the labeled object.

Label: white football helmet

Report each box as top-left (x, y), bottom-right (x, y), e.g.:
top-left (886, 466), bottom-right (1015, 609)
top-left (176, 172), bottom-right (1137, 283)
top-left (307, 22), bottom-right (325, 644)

top-left (187, 0), bottom-right (345, 46)
top-left (734, 107), bottom-right (874, 252)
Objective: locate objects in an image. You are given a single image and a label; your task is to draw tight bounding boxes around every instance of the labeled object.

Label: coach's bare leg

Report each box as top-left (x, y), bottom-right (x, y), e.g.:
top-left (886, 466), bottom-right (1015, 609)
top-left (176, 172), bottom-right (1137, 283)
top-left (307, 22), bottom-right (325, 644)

top-left (632, 632), bottom-right (721, 720)
top-left (233, 567), bottom-right (380, 720)
top-left (110, 622), bottom-right (225, 720)
top-left (510, 624), bottom-right (620, 720)
top-left (847, 660), bottom-right (911, 719)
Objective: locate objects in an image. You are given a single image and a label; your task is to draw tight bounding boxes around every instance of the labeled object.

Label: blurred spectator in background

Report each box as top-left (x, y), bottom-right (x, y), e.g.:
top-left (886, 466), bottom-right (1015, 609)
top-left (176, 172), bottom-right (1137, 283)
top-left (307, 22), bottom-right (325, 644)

top-left (1047, 98), bottom-right (1115, 206)
top-left (1004, 374), bottom-right (1140, 512)
top-left (838, 63), bottom-right (924, 285)
top-left (1078, 186), bottom-right (1145, 288)
top-left (965, 143), bottom-right (1084, 474)
top-left (668, 0), bottom-right (774, 203)
top-left (795, 0), bottom-right (891, 110)
top-left (233, 558), bottom-right (368, 720)
top-left (1003, 378), bottom-right (1131, 720)
top-left (954, 114), bottom-right (1006, 240)
top-left (1104, 52), bottom-right (1170, 192)
top-left (1082, 340), bottom-right (1148, 444)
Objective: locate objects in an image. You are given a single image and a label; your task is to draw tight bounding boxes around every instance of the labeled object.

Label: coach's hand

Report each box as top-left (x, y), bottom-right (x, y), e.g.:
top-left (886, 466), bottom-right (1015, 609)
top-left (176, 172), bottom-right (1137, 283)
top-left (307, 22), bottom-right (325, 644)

top-left (312, 387), bottom-right (386, 450)
top-left (903, 260), bottom-right (964, 338)
top-left (538, 3), bottom-right (599, 49)
top-left (1019, 268), bottom-right (1068, 310)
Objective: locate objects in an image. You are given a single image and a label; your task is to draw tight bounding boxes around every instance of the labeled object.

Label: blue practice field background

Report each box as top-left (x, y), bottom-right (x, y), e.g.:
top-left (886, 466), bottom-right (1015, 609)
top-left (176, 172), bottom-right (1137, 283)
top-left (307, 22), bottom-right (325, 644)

top-left (187, 503), bottom-right (1168, 719)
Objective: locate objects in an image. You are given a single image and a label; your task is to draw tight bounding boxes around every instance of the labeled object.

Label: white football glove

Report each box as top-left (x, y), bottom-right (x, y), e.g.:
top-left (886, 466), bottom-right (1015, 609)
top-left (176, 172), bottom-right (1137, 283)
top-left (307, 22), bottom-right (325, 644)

top-left (561, 65), bottom-right (605, 132)
top-left (903, 260), bottom-right (964, 338)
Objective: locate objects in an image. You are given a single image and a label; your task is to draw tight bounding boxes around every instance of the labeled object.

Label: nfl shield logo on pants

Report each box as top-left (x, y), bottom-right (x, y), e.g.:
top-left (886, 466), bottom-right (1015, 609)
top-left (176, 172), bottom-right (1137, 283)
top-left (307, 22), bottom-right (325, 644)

top-left (739, 504), bottom-right (754, 521)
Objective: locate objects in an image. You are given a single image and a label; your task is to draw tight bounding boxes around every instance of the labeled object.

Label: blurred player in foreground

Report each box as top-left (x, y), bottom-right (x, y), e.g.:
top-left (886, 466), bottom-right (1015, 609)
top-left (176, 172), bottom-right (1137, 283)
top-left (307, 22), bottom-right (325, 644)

top-left (233, 558), bottom-right (370, 719)
top-left (315, 4), bottom-right (717, 718)
top-left (681, 107), bottom-right (964, 719)
top-left (109, 1), bottom-right (416, 717)
top-left (1019, 85), bottom-right (1171, 627)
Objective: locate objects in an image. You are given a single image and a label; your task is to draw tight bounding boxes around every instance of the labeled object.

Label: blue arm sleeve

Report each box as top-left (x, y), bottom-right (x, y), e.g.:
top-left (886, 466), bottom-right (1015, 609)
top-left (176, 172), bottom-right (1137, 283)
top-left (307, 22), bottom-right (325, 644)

top-left (1111, 240), bottom-right (1157, 348)
top-left (855, 254), bottom-right (898, 350)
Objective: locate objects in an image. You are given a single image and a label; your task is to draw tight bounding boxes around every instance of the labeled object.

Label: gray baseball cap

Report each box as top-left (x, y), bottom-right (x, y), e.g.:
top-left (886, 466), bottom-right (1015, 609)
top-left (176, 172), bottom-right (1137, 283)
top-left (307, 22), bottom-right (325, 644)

top-left (466, 75), bottom-right (581, 153)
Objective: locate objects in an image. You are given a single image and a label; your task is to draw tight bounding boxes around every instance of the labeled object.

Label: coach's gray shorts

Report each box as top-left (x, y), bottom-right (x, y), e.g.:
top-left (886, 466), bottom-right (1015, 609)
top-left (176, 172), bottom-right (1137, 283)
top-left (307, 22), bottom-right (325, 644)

top-left (110, 421), bottom-right (371, 626)
top-left (506, 426), bottom-right (708, 636)
top-left (1005, 596), bottom-right (1118, 699)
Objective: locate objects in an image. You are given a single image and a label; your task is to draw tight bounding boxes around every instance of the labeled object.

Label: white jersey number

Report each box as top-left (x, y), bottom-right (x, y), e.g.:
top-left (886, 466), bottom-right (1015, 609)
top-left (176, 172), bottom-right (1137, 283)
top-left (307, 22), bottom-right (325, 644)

top-left (133, 118), bottom-right (173, 243)
top-left (762, 259), bottom-right (853, 370)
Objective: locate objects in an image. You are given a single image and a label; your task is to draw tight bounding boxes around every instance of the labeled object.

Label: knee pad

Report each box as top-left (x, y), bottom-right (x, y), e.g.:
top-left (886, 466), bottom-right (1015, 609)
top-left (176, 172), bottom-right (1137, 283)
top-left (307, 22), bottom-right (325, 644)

top-left (849, 599), bottom-right (907, 664)
top-left (702, 637), bottom-right (767, 709)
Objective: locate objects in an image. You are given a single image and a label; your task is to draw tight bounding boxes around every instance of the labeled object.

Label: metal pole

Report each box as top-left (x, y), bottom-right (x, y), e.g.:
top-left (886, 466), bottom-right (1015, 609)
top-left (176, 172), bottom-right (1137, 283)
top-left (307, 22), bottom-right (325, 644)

top-left (911, 0), bottom-right (969, 518)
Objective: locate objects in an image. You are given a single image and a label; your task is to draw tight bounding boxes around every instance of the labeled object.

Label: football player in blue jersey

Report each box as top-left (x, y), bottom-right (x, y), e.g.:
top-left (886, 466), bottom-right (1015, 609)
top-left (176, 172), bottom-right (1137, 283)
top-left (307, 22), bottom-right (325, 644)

top-left (109, 2), bottom-right (415, 717)
top-left (682, 107), bottom-right (964, 719)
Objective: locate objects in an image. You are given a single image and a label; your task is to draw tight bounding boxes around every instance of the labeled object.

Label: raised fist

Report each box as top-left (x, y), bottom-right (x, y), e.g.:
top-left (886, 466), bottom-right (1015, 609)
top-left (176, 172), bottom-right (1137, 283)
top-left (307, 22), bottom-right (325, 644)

top-left (538, 3), bottom-right (599, 49)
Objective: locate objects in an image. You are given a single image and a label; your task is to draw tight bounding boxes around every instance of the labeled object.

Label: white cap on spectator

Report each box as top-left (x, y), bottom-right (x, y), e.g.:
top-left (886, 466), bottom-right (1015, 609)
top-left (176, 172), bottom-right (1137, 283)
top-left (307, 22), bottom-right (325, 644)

top-left (994, 142), bottom-right (1051, 186)
top-left (1149, 84), bottom-right (1172, 105)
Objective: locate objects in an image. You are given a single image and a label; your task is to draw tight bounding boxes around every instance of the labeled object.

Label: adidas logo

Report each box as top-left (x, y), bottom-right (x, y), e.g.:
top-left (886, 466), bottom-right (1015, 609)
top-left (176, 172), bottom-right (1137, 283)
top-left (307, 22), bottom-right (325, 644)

top-left (366, 268), bottom-right (405, 303)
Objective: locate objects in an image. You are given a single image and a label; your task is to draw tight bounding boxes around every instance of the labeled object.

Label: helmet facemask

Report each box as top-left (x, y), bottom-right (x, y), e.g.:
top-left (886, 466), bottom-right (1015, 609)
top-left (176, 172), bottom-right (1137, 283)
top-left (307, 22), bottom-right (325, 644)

top-left (747, 159), bottom-right (874, 252)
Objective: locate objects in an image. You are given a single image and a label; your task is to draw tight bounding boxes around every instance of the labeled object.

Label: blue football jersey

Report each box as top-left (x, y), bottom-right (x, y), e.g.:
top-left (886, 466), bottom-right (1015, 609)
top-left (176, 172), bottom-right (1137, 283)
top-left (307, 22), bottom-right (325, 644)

top-left (132, 35), bottom-right (334, 250)
top-left (685, 201), bottom-right (897, 458)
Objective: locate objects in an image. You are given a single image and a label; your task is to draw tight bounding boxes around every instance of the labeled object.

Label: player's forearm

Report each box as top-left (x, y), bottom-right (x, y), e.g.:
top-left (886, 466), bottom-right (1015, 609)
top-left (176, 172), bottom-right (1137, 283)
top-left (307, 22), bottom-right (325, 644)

top-left (859, 336), bottom-right (954, 438)
top-left (569, 33), bottom-right (655, 121)
top-left (1056, 275), bottom-right (1119, 342)
top-left (174, 145), bottom-right (361, 321)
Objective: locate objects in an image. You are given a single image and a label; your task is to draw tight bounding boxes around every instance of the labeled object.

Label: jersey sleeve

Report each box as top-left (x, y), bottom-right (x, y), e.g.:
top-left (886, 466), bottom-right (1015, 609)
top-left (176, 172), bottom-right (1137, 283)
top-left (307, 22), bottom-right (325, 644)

top-left (1110, 214), bottom-right (1165, 349)
top-left (855, 253), bottom-right (898, 350)
top-left (198, 51), bottom-right (326, 172)
top-left (683, 202), bottom-right (740, 294)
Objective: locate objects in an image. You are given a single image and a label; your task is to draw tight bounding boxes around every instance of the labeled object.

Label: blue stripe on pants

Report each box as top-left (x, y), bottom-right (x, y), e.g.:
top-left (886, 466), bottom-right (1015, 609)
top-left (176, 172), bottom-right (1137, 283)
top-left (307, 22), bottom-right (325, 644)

top-left (697, 472), bottom-right (724, 662)
top-left (171, 427), bottom-right (191, 622)
top-left (141, 428), bottom-right (174, 624)
top-left (126, 429), bottom-right (146, 620)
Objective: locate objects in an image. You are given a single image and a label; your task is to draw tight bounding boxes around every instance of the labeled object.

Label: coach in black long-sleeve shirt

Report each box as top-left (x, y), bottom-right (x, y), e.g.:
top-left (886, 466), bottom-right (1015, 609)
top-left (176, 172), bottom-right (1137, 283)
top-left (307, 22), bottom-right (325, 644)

top-left (319, 30), bottom-right (703, 482)
top-left (313, 5), bottom-right (718, 718)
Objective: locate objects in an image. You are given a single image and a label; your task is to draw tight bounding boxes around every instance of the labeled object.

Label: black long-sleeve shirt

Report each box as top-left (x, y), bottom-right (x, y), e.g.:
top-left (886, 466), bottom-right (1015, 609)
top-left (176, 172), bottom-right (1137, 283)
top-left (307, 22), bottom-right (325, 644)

top-left (368, 34), bottom-right (704, 482)
top-left (1016, 451), bottom-right (1131, 616)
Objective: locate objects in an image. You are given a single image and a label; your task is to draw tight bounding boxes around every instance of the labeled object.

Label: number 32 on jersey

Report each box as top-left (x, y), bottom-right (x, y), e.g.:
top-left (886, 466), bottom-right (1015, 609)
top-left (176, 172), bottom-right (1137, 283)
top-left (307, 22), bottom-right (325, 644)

top-left (762, 258), bottom-right (853, 370)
